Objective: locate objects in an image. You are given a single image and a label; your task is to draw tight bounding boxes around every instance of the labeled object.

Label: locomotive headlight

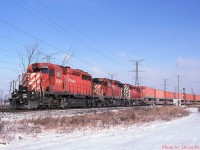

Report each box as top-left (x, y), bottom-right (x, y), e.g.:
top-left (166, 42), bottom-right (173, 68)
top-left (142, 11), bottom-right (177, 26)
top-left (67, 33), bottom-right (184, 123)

top-left (22, 94), bottom-right (27, 98)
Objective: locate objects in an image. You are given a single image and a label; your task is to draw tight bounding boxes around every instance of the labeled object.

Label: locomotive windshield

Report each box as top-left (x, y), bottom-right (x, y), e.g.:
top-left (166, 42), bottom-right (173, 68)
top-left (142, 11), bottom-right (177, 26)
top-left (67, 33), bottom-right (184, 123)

top-left (32, 64), bottom-right (40, 72)
top-left (41, 68), bottom-right (48, 74)
top-left (82, 74), bottom-right (91, 81)
top-left (93, 78), bottom-right (104, 84)
top-left (31, 64), bottom-right (48, 74)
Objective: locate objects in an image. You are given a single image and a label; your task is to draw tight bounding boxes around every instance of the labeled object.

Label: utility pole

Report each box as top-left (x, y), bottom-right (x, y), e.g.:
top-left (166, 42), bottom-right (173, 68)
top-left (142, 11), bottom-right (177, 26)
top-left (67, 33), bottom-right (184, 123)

top-left (130, 59), bottom-right (144, 87)
top-left (109, 73), bottom-right (117, 81)
top-left (178, 74), bottom-right (180, 106)
top-left (183, 88), bottom-right (186, 105)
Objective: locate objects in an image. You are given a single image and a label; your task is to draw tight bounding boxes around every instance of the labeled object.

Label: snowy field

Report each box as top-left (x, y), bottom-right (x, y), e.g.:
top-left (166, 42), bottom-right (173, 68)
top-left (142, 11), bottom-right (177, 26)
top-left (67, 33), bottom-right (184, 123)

top-left (1, 108), bottom-right (200, 150)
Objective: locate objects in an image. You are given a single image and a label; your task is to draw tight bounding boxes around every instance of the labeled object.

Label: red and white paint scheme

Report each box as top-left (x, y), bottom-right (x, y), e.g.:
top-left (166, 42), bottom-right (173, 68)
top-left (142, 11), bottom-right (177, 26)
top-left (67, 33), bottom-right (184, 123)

top-left (22, 73), bottom-right (41, 92)
top-left (94, 84), bottom-right (104, 96)
top-left (10, 62), bottom-right (200, 109)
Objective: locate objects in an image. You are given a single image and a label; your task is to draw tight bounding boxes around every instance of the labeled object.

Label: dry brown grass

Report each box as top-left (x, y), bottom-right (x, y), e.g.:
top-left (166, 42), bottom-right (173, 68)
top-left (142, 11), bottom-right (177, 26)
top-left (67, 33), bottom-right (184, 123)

top-left (19, 106), bottom-right (189, 132)
top-left (0, 106), bottom-right (190, 143)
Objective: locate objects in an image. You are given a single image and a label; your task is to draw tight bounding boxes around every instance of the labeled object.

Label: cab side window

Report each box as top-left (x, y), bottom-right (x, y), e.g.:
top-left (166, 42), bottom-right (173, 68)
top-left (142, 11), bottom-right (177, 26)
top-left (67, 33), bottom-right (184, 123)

top-left (49, 69), bottom-right (54, 76)
top-left (41, 68), bottom-right (48, 74)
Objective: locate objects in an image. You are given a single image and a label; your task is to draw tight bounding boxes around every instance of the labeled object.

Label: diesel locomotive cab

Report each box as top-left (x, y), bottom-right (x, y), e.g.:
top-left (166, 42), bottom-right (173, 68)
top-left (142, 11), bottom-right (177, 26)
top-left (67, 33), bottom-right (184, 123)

top-left (10, 63), bottom-right (51, 109)
top-left (24, 63), bottom-right (50, 92)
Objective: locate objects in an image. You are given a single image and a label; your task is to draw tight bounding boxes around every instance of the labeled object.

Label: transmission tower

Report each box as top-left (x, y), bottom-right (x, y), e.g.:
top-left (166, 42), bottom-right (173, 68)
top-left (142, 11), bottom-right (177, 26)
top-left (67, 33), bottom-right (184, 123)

top-left (108, 73), bottom-right (117, 80)
top-left (41, 52), bottom-right (58, 63)
top-left (162, 79), bottom-right (169, 91)
top-left (130, 59), bottom-right (144, 87)
top-left (162, 78), bottom-right (169, 101)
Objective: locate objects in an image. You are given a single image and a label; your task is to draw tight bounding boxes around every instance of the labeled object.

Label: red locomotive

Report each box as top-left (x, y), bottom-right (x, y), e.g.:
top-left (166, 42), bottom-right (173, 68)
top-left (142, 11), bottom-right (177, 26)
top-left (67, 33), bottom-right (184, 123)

top-left (11, 63), bottom-right (93, 108)
top-left (9, 62), bottom-right (200, 109)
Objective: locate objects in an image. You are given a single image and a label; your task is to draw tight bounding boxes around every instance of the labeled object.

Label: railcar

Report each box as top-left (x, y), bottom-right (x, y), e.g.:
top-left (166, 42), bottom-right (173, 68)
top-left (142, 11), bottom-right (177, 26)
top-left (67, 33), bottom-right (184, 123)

top-left (139, 86), bottom-right (155, 105)
top-left (93, 78), bottom-right (124, 106)
top-left (154, 89), bottom-right (165, 105)
top-left (9, 62), bottom-right (200, 109)
top-left (122, 84), bottom-right (142, 105)
top-left (10, 63), bottom-right (93, 109)
top-left (195, 95), bottom-right (200, 105)
top-left (165, 91), bottom-right (175, 105)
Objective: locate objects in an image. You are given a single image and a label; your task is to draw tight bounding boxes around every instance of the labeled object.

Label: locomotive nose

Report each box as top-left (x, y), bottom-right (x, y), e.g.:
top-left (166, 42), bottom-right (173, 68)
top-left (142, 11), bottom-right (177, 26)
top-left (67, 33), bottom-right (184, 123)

top-left (22, 73), bottom-right (41, 92)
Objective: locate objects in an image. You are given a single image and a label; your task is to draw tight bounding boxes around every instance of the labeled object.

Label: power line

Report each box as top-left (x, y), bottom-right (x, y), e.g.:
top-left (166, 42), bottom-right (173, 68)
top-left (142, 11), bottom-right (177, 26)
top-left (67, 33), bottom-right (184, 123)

top-left (41, 52), bottom-right (58, 63)
top-left (0, 15), bottom-right (124, 81)
top-left (0, 16), bottom-right (116, 77)
top-left (0, 33), bottom-right (24, 46)
top-left (0, 17), bottom-right (63, 53)
top-left (0, 33), bottom-right (94, 69)
top-left (0, 30), bottom-right (107, 77)
top-left (0, 60), bottom-right (19, 66)
top-left (38, 0), bottom-right (117, 57)
top-left (12, 0), bottom-right (126, 66)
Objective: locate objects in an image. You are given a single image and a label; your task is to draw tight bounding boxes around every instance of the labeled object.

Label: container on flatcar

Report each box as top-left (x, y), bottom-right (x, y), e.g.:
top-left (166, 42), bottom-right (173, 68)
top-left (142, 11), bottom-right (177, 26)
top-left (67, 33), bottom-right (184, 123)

top-left (195, 95), bottom-right (200, 104)
top-left (155, 89), bottom-right (165, 105)
top-left (185, 94), bottom-right (195, 105)
top-left (140, 86), bottom-right (155, 98)
top-left (139, 86), bottom-right (155, 105)
top-left (165, 91), bottom-right (175, 105)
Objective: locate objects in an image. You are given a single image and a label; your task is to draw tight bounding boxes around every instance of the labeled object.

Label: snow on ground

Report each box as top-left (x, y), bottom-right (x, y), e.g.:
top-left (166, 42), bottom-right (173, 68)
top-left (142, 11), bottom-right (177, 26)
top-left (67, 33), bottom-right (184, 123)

top-left (1, 108), bottom-right (200, 150)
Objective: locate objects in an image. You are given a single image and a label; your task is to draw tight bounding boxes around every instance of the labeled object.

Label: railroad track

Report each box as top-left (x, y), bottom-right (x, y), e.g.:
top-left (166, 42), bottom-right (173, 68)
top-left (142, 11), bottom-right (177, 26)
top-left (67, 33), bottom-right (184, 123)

top-left (0, 105), bottom-right (176, 122)
top-left (0, 106), bottom-right (126, 114)
top-left (0, 105), bottom-right (153, 113)
top-left (0, 105), bottom-right (150, 112)
top-left (0, 107), bottom-right (130, 121)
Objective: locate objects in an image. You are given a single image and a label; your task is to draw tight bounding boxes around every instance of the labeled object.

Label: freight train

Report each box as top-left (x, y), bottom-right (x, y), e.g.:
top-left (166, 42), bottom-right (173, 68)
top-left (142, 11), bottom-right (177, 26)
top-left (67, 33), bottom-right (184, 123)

top-left (9, 62), bottom-right (200, 109)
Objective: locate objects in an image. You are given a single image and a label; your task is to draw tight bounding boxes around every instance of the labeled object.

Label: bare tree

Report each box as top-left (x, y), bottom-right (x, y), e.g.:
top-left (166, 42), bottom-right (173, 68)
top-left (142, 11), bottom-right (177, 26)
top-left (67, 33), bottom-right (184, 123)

top-left (18, 42), bottom-right (42, 73)
top-left (62, 49), bottom-right (75, 66)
